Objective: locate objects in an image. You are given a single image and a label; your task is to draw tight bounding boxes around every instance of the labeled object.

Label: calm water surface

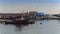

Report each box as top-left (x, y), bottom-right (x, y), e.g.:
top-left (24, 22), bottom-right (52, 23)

top-left (0, 20), bottom-right (60, 34)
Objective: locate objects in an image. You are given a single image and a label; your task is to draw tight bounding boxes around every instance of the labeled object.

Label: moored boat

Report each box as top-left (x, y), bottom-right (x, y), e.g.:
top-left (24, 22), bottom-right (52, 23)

top-left (3, 16), bottom-right (35, 24)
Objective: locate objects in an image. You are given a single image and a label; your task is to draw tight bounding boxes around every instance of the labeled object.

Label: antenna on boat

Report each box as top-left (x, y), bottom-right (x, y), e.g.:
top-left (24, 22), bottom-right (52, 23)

top-left (27, 10), bottom-right (29, 13)
top-left (21, 10), bottom-right (24, 13)
top-left (22, 10), bottom-right (24, 13)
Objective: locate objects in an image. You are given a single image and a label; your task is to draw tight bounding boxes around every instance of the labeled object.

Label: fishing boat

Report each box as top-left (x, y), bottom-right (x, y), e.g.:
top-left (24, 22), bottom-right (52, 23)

top-left (2, 15), bottom-right (35, 24)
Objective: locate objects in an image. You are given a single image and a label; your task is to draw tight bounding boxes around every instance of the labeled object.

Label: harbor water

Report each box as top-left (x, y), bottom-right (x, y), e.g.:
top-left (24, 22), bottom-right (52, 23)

top-left (0, 20), bottom-right (60, 34)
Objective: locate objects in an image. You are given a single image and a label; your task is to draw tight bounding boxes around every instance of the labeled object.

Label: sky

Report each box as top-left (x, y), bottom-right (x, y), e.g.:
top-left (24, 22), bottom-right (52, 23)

top-left (0, 0), bottom-right (60, 14)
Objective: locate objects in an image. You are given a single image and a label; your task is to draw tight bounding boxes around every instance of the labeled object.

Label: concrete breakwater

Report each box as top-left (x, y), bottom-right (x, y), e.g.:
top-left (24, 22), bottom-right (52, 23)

top-left (36, 16), bottom-right (60, 20)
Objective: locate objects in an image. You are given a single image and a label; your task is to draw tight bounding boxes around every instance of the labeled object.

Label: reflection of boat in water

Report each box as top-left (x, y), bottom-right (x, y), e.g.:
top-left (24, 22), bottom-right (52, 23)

top-left (2, 16), bottom-right (35, 24)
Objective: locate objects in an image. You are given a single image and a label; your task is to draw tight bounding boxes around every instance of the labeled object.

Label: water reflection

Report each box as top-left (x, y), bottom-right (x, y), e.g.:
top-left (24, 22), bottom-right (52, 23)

top-left (14, 24), bottom-right (29, 31)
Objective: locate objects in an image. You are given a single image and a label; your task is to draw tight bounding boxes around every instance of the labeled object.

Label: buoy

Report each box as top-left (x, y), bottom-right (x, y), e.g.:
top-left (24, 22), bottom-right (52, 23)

top-left (40, 23), bottom-right (42, 24)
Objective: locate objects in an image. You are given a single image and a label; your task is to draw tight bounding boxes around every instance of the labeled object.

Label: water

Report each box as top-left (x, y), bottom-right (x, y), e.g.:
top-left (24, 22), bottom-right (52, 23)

top-left (0, 20), bottom-right (60, 34)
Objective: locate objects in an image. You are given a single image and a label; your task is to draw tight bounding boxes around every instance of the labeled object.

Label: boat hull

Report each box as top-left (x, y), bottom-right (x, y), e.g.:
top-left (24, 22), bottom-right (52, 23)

top-left (4, 20), bottom-right (35, 24)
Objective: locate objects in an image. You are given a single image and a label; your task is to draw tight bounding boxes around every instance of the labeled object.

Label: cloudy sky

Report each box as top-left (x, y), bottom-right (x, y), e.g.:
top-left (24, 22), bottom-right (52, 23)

top-left (0, 0), bottom-right (60, 14)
